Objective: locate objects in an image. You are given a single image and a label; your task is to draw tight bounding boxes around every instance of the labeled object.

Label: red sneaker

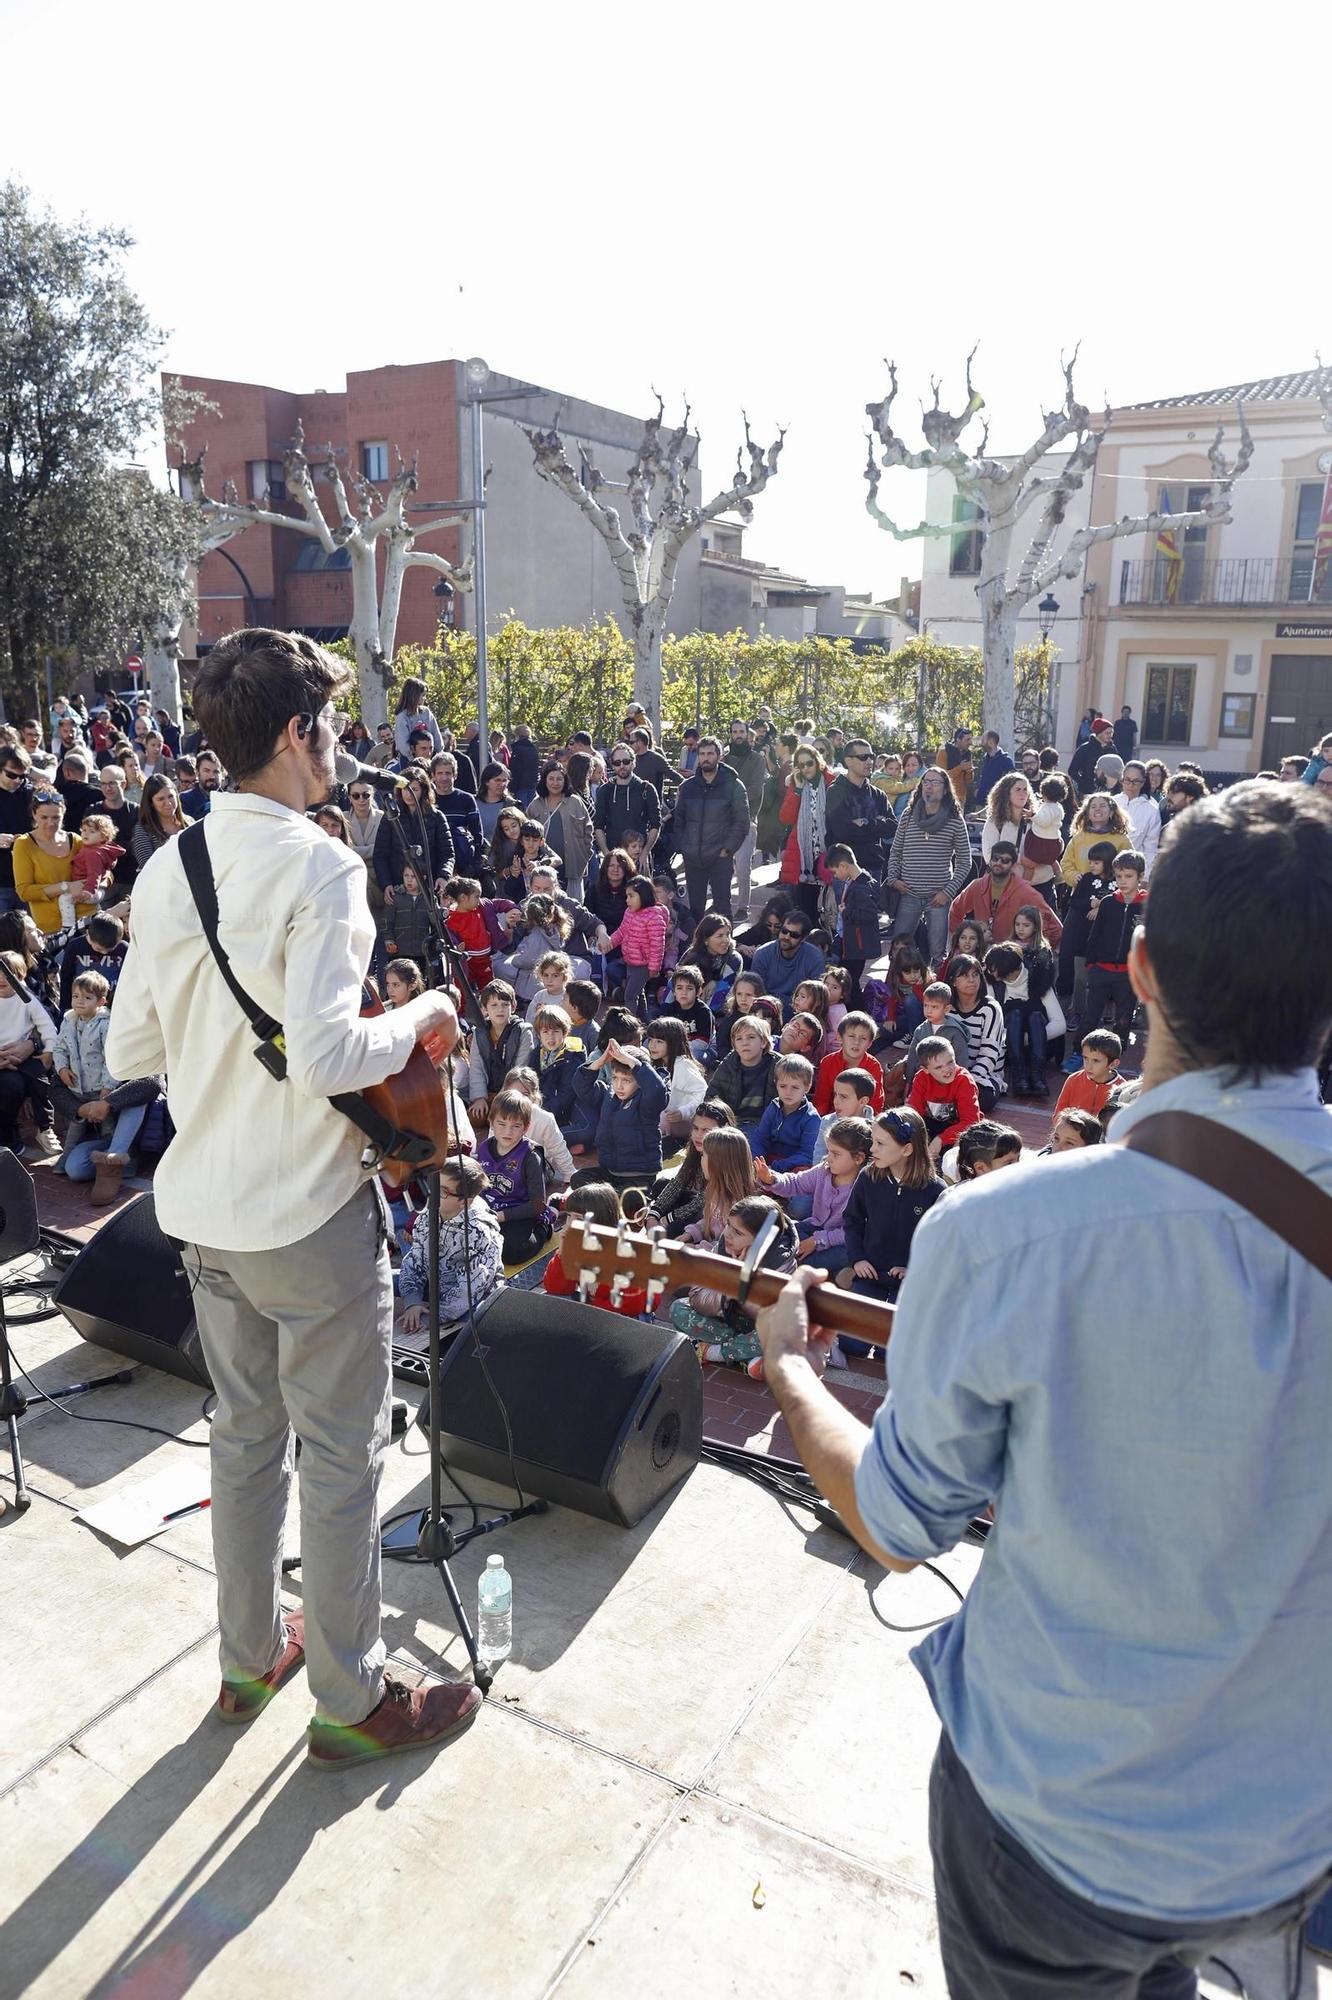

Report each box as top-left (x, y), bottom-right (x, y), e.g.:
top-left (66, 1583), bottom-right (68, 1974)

top-left (218, 1611), bottom-right (306, 1724)
top-left (307, 1673), bottom-right (483, 1771)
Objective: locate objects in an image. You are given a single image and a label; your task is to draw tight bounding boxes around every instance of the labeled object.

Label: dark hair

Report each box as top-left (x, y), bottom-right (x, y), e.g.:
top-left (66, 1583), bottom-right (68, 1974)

top-left (1113, 850), bottom-right (1146, 876)
top-left (1147, 781), bottom-right (1332, 1078)
top-left (907, 767), bottom-right (960, 821)
top-left (564, 978), bottom-right (601, 1020)
top-left (624, 878), bottom-right (655, 912)
top-left (780, 908), bottom-right (811, 938)
top-left (439, 1154), bottom-right (488, 1198)
top-left (1166, 771), bottom-right (1207, 805)
top-left (1053, 1108), bottom-right (1103, 1147)
top-left (445, 875), bottom-right (481, 900)
top-left (564, 750), bottom-right (593, 799)
top-left (86, 913), bottom-right (124, 950)
top-left (956, 1120), bottom-right (1022, 1179)
top-left (562, 1181), bottom-right (621, 1229)
top-left (671, 964), bottom-right (702, 992)
top-left (193, 628), bottom-right (353, 780)
top-left (480, 978), bottom-right (516, 1007)
top-left (478, 760), bottom-right (512, 799)
top-left (1086, 840), bottom-right (1121, 873)
top-left (137, 773), bottom-right (184, 844)
top-left (824, 843), bottom-right (857, 869)
top-left (988, 839), bottom-right (1019, 863)
top-left (394, 676), bottom-right (427, 715)
top-left (831, 1066), bottom-right (876, 1101)
top-left (1081, 1028), bottom-right (1123, 1061)
top-left (825, 1116), bottom-right (873, 1161)
top-left (837, 1010), bottom-right (874, 1036)
top-left (597, 1005), bottom-right (641, 1052)
top-left (923, 980), bottom-right (952, 1002)
top-left (914, 1034), bottom-right (953, 1063)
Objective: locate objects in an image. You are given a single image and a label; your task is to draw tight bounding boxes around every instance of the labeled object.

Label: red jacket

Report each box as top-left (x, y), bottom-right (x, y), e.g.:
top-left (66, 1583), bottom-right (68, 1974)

top-left (778, 771), bottom-right (833, 886)
top-left (543, 1254), bottom-right (647, 1319)
top-left (948, 872), bottom-right (1063, 946)
top-left (813, 1048), bottom-right (885, 1116)
top-left (907, 1064), bottom-right (981, 1149)
top-left (446, 904), bottom-right (493, 985)
top-left (1055, 1068), bottom-right (1117, 1117)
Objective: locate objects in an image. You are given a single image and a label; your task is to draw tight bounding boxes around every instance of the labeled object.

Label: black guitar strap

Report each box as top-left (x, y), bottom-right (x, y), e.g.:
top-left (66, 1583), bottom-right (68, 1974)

top-left (177, 820), bottom-right (434, 1169)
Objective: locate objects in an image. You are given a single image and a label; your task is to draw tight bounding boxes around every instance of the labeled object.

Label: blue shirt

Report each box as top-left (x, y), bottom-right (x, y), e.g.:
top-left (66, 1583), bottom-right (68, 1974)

top-left (855, 1066), bottom-right (1332, 1923)
top-left (752, 1095), bottom-right (820, 1171)
top-left (752, 937), bottom-right (826, 1014)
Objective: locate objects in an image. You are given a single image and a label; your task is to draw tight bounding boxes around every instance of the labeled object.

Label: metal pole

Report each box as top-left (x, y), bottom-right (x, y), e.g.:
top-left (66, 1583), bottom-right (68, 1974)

top-left (470, 397), bottom-right (489, 755)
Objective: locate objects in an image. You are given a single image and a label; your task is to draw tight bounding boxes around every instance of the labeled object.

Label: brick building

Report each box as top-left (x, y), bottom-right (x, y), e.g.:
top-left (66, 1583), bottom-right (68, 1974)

top-left (169, 361), bottom-right (704, 657)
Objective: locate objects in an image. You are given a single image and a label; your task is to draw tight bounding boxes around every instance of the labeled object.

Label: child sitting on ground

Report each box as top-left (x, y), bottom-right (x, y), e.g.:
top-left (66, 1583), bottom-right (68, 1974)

top-left (477, 1086), bottom-right (556, 1264)
top-left (545, 1182), bottom-right (649, 1318)
top-left (653, 964), bottom-right (715, 1062)
top-left (777, 1011), bottom-right (824, 1063)
top-left (813, 1067), bottom-right (877, 1163)
top-left (385, 862), bottom-right (432, 975)
top-left (679, 1126), bottom-right (758, 1244)
top-left (756, 1115), bottom-right (872, 1272)
top-left (838, 1106), bottom-right (946, 1303)
top-left (822, 966), bottom-right (851, 1048)
top-left (645, 1015), bottom-right (707, 1141)
top-left (751, 1053), bottom-right (820, 1172)
top-left (499, 1065), bottom-right (574, 1191)
top-left (984, 934), bottom-right (1053, 1099)
top-left (1055, 1027), bottom-right (1122, 1118)
top-left (669, 1194), bottom-right (797, 1369)
top-left (463, 978), bottom-right (534, 1130)
top-left (812, 1011), bottom-right (885, 1114)
top-left (1043, 1107), bottom-right (1104, 1154)
top-left (525, 949), bottom-right (573, 1023)
top-left (896, 982), bottom-right (970, 1092)
top-left (945, 1118), bottom-right (1025, 1184)
top-left (642, 1100), bottom-right (736, 1238)
top-left (65, 813), bottom-right (124, 926)
top-left (531, 1004), bottom-right (583, 1127)
top-left (715, 972), bottom-right (766, 1055)
top-left (710, 1012), bottom-right (778, 1146)
top-left (396, 1154), bottom-right (503, 1334)
top-left (790, 977), bottom-right (833, 1058)
top-left (906, 1035), bottom-right (982, 1165)
top-left (0, 947), bottom-right (56, 1158)
top-left (562, 978), bottom-right (599, 1050)
top-left (571, 1037), bottom-right (669, 1196)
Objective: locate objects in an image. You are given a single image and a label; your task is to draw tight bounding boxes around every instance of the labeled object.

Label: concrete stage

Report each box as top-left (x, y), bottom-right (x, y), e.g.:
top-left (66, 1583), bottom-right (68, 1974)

top-left (2, 1284), bottom-right (1325, 2000)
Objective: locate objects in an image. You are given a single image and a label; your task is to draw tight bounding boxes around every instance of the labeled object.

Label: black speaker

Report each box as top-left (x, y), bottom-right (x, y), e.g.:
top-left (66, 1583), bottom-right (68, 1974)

top-left (54, 1193), bottom-right (213, 1390)
top-left (0, 1151), bottom-right (40, 1261)
top-left (420, 1289), bottom-right (701, 1528)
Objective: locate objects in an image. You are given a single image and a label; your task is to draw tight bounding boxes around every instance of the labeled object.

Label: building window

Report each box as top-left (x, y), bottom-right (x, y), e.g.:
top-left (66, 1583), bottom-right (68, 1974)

top-left (292, 541), bottom-right (351, 571)
top-left (247, 459), bottom-right (286, 502)
top-left (361, 441), bottom-right (389, 482)
top-left (1290, 478), bottom-right (1332, 601)
top-left (1219, 692), bottom-right (1254, 738)
top-left (1143, 664), bottom-right (1196, 745)
top-left (949, 495), bottom-right (983, 577)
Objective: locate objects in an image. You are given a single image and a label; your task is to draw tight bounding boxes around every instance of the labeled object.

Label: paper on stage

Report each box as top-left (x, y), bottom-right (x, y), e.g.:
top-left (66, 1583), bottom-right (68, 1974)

top-left (76, 1466), bottom-right (211, 1549)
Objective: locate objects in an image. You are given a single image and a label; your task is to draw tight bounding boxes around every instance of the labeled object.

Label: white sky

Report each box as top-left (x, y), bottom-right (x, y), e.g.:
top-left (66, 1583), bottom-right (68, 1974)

top-left (3, 0), bottom-right (1320, 598)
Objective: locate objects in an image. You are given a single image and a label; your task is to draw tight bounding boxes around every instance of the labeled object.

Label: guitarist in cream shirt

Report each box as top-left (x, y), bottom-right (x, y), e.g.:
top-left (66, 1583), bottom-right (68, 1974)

top-left (108, 628), bottom-right (482, 1770)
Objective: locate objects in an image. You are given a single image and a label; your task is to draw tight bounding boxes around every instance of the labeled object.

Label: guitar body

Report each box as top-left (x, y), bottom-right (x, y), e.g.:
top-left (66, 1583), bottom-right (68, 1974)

top-left (358, 981), bottom-right (457, 1187)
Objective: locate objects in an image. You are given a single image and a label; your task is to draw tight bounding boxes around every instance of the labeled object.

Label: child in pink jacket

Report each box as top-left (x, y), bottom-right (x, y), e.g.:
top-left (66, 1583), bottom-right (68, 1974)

top-left (607, 878), bottom-right (670, 1018)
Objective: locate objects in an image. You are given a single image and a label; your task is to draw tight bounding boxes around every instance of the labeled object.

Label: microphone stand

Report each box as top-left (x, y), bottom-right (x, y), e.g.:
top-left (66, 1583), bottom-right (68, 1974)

top-left (372, 781), bottom-right (546, 1692)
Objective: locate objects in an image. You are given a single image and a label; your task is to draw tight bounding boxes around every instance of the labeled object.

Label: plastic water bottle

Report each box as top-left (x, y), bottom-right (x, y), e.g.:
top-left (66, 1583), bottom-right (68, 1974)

top-left (477, 1553), bottom-right (512, 1667)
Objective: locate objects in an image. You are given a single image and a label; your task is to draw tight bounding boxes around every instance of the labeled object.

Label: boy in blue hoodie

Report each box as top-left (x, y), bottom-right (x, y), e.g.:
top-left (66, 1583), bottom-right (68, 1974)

top-left (751, 1054), bottom-right (820, 1172)
top-left (571, 1039), bottom-right (668, 1196)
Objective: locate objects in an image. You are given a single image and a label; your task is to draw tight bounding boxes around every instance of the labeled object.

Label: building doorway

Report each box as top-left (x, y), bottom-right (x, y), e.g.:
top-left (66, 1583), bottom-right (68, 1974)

top-left (1261, 655), bottom-right (1332, 768)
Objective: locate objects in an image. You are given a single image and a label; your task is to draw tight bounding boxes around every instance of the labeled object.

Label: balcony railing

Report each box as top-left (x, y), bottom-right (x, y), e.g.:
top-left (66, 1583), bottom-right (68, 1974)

top-left (1118, 554), bottom-right (1332, 607)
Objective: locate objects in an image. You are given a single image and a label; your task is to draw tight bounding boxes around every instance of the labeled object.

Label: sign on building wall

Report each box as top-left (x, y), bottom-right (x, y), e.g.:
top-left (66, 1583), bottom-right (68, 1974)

top-left (1275, 621), bottom-right (1332, 640)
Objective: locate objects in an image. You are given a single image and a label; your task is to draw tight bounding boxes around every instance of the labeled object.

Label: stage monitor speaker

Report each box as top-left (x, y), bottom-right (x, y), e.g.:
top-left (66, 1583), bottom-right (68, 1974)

top-left (421, 1288), bottom-right (701, 1528)
top-left (54, 1193), bottom-right (213, 1390)
top-left (0, 1149), bottom-right (40, 1260)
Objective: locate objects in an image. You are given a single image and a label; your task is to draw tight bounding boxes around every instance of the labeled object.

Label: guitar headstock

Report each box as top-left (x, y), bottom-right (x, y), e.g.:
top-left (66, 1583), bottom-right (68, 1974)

top-left (559, 1218), bottom-right (680, 1313)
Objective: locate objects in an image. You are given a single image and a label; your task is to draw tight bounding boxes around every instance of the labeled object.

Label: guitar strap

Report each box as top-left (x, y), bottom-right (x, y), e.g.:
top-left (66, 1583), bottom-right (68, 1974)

top-left (1122, 1109), bottom-right (1332, 1283)
top-left (177, 820), bottom-right (434, 1170)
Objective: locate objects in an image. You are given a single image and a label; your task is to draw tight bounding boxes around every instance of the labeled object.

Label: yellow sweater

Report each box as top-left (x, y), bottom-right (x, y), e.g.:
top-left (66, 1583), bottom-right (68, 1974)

top-left (1059, 825), bottom-right (1129, 888)
top-left (12, 832), bottom-right (95, 934)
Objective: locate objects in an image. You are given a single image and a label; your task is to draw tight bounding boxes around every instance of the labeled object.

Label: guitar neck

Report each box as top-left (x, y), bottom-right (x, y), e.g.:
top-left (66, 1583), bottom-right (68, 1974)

top-left (666, 1244), bottom-right (894, 1346)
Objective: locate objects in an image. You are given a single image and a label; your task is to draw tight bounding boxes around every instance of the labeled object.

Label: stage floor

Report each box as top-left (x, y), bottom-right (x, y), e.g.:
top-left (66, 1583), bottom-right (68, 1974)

top-left (3, 1296), bottom-right (1324, 2000)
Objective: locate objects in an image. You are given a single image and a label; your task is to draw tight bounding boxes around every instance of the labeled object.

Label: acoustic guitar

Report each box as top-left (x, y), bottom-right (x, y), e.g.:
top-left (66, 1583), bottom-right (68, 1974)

top-left (358, 981), bottom-right (461, 1188)
top-left (555, 1215), bottom-right (897, 1349)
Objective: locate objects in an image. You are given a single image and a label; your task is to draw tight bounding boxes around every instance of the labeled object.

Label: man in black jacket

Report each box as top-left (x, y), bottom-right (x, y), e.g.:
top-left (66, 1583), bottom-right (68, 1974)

top-left (0, 747), bottom-right (36, 914)
top-left (673, 736), bottom-right (751, 924)
top-left (55, 751), bottom-right (104, 832)
top-left (1070, 718), bottom-right (1115, 799)
top-left (592, 747), bottom-right (661, 857)
top-left (826, 739), bottom-right (892, 878)
top-left (724, 719), bottom-right (767, 917)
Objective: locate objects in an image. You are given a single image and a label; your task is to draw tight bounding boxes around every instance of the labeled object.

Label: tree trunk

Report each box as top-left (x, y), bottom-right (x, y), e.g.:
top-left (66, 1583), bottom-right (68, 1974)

top-left (147, 621), bottom-right (183, 724)
top-left (348, 545), bottom-right (389, 732)
top-left (633, 616), bottom-right (663, 740)
top-left (980, 589), bottom-right (1018, 748)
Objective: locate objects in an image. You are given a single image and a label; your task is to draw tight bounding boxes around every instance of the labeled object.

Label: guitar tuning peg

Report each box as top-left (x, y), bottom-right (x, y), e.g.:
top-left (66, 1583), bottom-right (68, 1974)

top-left (616, 1220), bottom-right (635, 1261)
top-left (578, 1268), bottom-right (598, 1298)
top-left (645, 1277), bottom-right (665, 1309)
top-left (648, 1225), bottom-right (669, 1269)
top-left (579, 1221), bottom-right (598, 1252)
top-left (609, 1272), bottom-right (627, 1305)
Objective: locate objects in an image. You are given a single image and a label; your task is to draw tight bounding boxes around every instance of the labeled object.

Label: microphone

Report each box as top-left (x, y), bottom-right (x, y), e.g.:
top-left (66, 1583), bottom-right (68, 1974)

top-left (333, 748), bottom-right (411, 795)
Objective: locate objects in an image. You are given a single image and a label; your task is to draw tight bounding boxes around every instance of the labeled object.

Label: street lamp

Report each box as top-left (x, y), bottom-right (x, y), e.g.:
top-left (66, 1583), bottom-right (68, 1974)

top-left (433, 577), bottom-right (456, 629)
top-left (462, 358), bottom-right (492, 753)
top-left (1037, 593), bottom-right (1060, 745)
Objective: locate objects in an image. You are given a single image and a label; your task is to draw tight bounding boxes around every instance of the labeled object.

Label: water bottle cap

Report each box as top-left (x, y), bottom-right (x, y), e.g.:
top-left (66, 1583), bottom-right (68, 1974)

top-left (486, 1552), bottom-right (504, 1567)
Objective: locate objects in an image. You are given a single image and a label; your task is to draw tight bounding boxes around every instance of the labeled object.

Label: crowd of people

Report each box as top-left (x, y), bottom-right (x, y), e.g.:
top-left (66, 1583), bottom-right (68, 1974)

top-left (8, 677), bottom-right (1330, 1361)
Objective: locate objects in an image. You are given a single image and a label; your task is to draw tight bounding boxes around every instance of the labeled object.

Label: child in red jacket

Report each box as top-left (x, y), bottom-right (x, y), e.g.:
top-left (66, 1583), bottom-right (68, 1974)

top-left (906, 1035), bottom-right (981, 1164)
top-left (545, 1182), bottom-right (648, 1317)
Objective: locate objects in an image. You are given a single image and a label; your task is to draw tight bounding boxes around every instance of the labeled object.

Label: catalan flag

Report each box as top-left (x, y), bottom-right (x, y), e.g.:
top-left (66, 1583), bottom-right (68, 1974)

top-left (1309, 466), bottom-right (1332, 601)
top-left (1155, 489), bottom-right (1183, 604)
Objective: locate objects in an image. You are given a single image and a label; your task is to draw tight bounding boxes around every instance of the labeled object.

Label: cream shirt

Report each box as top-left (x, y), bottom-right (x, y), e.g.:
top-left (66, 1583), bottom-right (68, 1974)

top-left (106, 792), bottom-right (419, 1251)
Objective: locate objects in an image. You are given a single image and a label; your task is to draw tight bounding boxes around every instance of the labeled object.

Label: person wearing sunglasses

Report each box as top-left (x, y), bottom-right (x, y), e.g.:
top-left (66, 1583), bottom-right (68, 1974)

top-left (826, 738), bottom-right (892, 882)
top-left (0, 745), bottom-right (36, 915)
top-left (751, 907), bottom-right (827, 1017)
top-left (591, 743), bottom-right (661, 860)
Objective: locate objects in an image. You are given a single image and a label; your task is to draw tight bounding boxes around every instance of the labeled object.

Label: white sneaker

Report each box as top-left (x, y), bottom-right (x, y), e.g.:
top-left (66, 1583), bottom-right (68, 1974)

top-left (25, 1130), bottom-right (60, 1158)
top-left (825, 1337), bottom-right (848, 1370)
